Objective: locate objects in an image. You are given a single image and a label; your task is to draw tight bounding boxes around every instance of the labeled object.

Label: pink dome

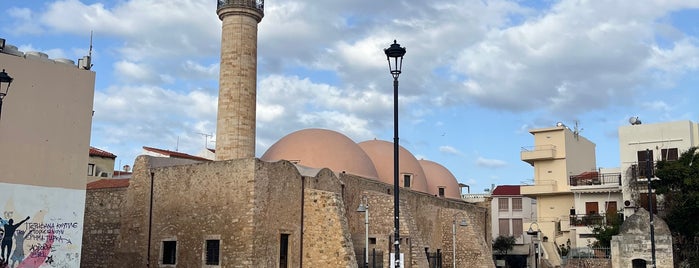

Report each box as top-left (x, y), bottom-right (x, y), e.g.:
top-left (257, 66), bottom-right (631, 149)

top-left (419, 159), bottom-right (461, 199)
top-left (357, 140), bottom-right (428, 193)
top-left (261, 129), bottom-right (379, 179)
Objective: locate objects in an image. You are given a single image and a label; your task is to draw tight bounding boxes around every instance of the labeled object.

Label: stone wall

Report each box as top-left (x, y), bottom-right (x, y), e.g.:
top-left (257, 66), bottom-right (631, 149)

top-left (87, 157), bottom-right (494, 267)
top-left (611, 208), bottom-right (673, 268)
top-left (81, 186), bottom-right (127, 267)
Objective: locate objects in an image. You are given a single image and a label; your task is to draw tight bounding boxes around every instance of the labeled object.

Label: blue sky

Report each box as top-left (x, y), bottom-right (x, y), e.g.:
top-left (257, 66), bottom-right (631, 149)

top-left (2, 0), bottom-right (699, 192)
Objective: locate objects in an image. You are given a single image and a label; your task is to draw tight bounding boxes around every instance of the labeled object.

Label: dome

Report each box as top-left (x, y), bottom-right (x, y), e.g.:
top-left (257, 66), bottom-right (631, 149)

top-left (419, 159), bottom-right (461, 199)
top-left (261, 128), bottom-right (379, 179)
top-left (357, 140), bottom-right (428, 193)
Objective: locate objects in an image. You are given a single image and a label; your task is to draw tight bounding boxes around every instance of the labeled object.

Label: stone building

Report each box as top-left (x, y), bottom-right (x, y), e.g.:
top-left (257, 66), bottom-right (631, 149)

top-left (79, 0), bottom-right (496, 266)
top-left (611, 208), bottom-right (673, 268)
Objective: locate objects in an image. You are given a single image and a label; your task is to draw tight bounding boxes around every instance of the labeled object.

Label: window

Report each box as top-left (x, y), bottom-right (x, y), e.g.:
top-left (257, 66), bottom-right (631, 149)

top-left (403, 174), bottom-right (412, 188)
top-left (438, 187), bottom-right (445, 197)
top-left (512, 219), bottom-right (523, 237)
top-left (661, 148), bottom-right (679, 161)
top-left (205, 239), bottom-right (220, 265)
top-left (279, 234), bottom-right (289, 268)
top-left (585, 202), bottom-right (599, 215)
top-left (369, 237), bottom-right (376, 244)
top-left (498, 219), bottom-right (509, 236)
top-left (637, 150), bottom-right (654, 178)
top-left (162, 240), bottom-right (177, 265)
top-left (87, 163), bottom-right (95, 176)
top-left (512, 198), bottom-right (522, 211)
top-left (498, 198), bottom-right (509, 211)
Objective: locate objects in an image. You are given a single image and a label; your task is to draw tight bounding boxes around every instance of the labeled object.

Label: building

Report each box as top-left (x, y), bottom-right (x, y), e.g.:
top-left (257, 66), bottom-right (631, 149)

top-left (78, 1), bottom-right (495, 267)
top-left (618, 119), bottom-right (699, 217)
top-left (0, 38), bottom-right (95, 267)
top-left (88, 146), bottom-right (117, 183)
top-left (490, 185), bottom-right (536, 267)
top-left (520, 123), bottom-right (624, 265)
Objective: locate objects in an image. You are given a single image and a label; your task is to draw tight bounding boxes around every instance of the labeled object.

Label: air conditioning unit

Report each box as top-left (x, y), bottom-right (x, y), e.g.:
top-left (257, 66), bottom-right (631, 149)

top-left (624, 200), bottom-right (634, 208)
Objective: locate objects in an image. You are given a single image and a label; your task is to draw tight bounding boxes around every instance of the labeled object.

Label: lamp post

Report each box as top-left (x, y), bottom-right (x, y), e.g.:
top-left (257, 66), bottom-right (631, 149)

top-left (357, 195), bottom-right (369, 268)
top-left (384, 40), bottom-right (406, 268)
top-left (452, 212), bottom-right (468, 268)
top-left (0, 69), bottom-right (14, 121)
top-left (645, 149), bottom-right (657, 268)
top-left (527, 222), bottom-right (541, 268)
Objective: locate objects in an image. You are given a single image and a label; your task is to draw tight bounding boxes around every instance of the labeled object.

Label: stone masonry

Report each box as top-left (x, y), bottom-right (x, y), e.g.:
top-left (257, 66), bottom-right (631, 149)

top-left (611, 208), bottom-right (673, 268)
top-left (85, 155), bottom-right (495, 267)
top-left (215, 1), bottom-right (263, 160)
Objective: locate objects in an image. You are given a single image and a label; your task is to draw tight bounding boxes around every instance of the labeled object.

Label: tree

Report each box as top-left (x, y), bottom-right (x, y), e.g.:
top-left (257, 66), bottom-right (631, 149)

top-left (653, 146), bottom-right (699, 267)
top-left (589, 210), bottom-right (622, 249)
top-left (492, 235), bottom-right (516, 255)
top-left (653, 147), bottom-right (699, 238)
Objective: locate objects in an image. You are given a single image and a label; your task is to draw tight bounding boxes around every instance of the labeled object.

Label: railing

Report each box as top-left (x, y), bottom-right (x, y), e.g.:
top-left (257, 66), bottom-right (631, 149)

top-left (629, 162), bottom-right (655, 182)
top-left (217, 0), bottom-right (264, 11)
top-left (520, 144), bottom-right (557, 153)
top-left (569, 213), bottom-right (623, 227)
top-left (567, 247), bottom-right (611, 259)
top-left (569, 172), bottom-right (621, 187)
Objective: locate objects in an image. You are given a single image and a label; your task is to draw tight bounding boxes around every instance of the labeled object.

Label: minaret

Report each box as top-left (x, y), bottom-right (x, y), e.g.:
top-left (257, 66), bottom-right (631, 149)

top-left (215, 0), bottom-right (264, 160)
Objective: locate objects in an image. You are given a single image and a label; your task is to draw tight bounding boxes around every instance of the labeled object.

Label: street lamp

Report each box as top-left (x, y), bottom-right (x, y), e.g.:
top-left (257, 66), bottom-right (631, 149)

top-left (526, 222), bottom-right (541, 268)
top-left (452, 212), bottom-right (468, 268)
top-left (384, 40), bottom-right (406, 268)
top-left (645, 149), bottom-right (657, 268)
top-left (0, 69), bottom-right (14, 121)
top-left (357, 195), bottom-right (370, 268)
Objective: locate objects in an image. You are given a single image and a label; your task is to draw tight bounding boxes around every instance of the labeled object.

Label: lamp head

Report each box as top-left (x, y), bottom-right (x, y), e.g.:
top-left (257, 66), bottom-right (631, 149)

top-left (357, 203), bottom-right (367, 213)
top-left (0, 69), bottom-right (13, 98)
top-left (384, 40), bottom-right (406, 79)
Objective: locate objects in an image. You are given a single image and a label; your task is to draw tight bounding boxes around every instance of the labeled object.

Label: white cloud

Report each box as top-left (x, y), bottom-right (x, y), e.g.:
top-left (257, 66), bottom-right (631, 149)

top-left (476, 157), bottom-right (507, 168)
top-left (439, 146), bottom-right (462, 156)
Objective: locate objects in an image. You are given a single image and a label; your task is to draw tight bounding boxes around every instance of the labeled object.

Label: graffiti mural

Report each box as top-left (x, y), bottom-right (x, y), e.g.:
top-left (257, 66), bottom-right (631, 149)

top-left (0, 182), bottom-right (85, 268)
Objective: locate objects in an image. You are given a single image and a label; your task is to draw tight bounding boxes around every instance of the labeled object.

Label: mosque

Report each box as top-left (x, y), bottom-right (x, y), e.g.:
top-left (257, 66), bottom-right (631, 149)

top-left (80, 1), bottom-right (495, 267)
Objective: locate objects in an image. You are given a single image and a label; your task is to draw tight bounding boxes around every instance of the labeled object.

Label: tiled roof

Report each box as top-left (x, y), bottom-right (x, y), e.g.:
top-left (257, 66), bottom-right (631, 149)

top-left (87, 179), bottom-right (129, 190)
top-left (492, 185), bottom-right (520, 196)
top-left (142, 146), bottom-right (212, 162)
top-left (89, 146), bottom-right (117, 158)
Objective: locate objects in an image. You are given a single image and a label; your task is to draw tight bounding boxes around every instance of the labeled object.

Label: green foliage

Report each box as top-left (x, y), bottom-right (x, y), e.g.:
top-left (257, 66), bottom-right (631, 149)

top-left (588, 210), bottom-right (622, 248)
top-left (653, 147), bottom-right (699, 267)
top-left (653, 147), bottom-right (699, 239)
top-left (492, 235), bottom-right (516, 255)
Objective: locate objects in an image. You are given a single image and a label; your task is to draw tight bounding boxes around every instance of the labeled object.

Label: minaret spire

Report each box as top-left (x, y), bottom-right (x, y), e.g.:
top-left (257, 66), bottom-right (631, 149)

top-left (215, 0), bottom-right (264, 160)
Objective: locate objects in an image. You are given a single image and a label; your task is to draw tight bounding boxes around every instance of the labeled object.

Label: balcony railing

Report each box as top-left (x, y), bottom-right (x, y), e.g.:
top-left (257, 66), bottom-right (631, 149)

top-left (521, 145), bottom-right (556, 164)
top-left (629, 162), bottom-right (655, 182)
top-left (569, 172), bottom-right (621, 187)
top-left (217, 0), bottom-right (264, 11)
top-left (569, 213), bottom-right (623, 227)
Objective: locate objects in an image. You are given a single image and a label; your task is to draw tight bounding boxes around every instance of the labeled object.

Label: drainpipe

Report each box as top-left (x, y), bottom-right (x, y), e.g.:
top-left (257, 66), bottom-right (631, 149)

top-left (300, 176), bottom-right (305, 268)
top-left (147, 171), bottom-right (155, 267)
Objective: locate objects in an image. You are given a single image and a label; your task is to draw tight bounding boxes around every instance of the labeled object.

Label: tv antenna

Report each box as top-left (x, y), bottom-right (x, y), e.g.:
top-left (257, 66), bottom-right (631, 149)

top-left (573, 120), bottom-right (583, 140)
top-left (197, 132), bottom-right (213, 149)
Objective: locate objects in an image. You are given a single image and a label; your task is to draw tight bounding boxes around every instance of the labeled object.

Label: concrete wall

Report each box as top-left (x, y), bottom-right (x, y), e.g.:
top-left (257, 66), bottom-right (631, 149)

top-left (87, 155), bottom-right (116, 183)
top-left (92, 156), bottom-right (495, 267)
top-left (0, 47), bottom-right (94, 268)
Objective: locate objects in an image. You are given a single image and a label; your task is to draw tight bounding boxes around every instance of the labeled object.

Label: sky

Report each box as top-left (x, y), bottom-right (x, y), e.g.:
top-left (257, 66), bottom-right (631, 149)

top-left (2, 0), bottom-right (699, 192)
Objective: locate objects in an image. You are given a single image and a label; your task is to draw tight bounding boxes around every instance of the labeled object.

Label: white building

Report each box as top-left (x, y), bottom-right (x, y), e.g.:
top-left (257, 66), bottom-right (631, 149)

top-left (618, 119), bottom-right (699, 217)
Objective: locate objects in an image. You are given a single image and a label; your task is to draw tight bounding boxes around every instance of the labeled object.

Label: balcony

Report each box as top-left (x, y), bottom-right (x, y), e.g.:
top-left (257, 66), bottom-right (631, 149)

top-left (629, 162), bottom-right (655, 183)
top-left (521, 145), bottom-right (556, 165)
top-left (569, 213), bottom-right (623, 227)
top-left (521, 180), bottom-right (557, 195)
top-left (569, 172), bottom-right (621, 189)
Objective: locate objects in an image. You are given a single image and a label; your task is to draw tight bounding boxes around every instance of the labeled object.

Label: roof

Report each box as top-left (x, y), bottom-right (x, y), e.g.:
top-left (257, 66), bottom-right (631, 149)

top-left (89, 146), bottom-right (117, 158)
top-left (492, 185), bottom-right (521, 196)
top-left (87, 179), bottom-right (130, 190)
top-left (142, 146), bottom-right (212, 162)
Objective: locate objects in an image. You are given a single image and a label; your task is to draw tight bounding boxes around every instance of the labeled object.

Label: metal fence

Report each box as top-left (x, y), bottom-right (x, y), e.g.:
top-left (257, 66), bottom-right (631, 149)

top-left (567, 247), bottom-right (611, 259)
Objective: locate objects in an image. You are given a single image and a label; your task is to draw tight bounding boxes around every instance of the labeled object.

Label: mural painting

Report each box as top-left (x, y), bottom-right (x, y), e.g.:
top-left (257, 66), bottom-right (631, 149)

top-left (0, 183), bottom-right (85, 268)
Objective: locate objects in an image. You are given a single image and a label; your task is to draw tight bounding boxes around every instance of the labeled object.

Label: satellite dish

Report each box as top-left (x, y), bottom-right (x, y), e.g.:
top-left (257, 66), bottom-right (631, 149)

top-left (556, 122), bottom-right (565, 127)
top-left (629, 116), bottom-right (642, 125)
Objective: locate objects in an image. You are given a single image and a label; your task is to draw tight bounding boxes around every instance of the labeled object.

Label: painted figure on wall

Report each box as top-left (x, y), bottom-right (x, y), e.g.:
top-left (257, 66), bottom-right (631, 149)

top-left (1, 216), bottom-right (30, 265)
top-left (10, 229), bottom-right (33, 268)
